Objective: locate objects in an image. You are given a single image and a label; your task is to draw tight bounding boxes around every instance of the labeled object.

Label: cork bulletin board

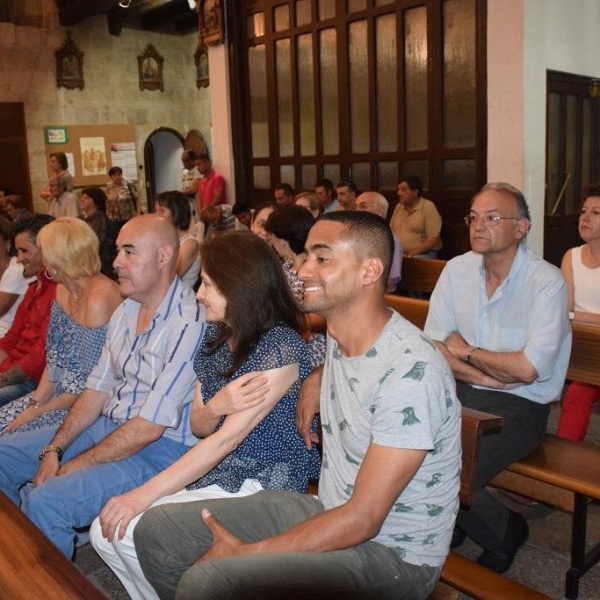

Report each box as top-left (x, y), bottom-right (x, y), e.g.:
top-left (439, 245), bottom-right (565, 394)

top-left (43, 124), bottom-right (138, 187)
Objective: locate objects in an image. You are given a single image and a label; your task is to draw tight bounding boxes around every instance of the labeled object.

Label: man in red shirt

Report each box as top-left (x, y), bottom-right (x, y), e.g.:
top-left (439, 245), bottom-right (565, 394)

top-left (195, 154), bottom-right (227, 214)
top-left (0, 214), bottom-right (56, 406)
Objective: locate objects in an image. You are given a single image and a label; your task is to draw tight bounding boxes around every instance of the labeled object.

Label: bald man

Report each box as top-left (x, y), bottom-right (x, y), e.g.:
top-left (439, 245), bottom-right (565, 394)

top-left (0, 214), bottom-right (206, 558)
top-left (356, 191), bottom-right (402, 292)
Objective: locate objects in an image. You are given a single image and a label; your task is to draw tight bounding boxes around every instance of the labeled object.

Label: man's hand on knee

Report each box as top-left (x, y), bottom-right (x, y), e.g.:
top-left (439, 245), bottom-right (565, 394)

top-left (198, 509), bottom-right (244, 563)
top-left (33, 453), bottom-right (60, 487)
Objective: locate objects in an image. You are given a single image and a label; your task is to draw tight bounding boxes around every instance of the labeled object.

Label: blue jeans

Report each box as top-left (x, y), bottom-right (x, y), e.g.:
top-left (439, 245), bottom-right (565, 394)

top-left (0, 378), bottom-right (37, 408)
top-left (0, 416), bottom-right (189, 558)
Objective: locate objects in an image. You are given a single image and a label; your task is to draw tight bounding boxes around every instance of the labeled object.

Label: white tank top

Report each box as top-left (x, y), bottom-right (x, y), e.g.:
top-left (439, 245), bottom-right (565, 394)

top-left (572, 245), bottom-right (600, 313)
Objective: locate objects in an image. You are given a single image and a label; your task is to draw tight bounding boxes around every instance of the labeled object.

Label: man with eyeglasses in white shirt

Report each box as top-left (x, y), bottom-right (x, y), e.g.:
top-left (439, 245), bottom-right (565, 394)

top-left (425, 182), bottom-right (571, 574)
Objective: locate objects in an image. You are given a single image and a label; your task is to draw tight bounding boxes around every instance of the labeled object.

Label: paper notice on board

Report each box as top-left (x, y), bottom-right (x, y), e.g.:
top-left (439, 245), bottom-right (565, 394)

top-left (80, 137), bottom-right (108, 176)
top-left (65, 153), bottom-right (75, 176)
top-left (110, 143), bottom-right (137, 182)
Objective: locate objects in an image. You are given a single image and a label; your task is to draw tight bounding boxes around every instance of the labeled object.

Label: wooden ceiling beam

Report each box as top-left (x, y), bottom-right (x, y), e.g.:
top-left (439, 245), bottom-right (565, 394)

top-left (56, 0), bottom-right (197, 35)
top-left (57, 0), bottom-right (119, 26)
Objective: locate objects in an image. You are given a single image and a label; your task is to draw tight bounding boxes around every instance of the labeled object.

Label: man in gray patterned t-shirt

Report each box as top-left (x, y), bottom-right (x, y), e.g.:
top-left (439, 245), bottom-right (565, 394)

top-left (135, 210), bottom-right (461, 600)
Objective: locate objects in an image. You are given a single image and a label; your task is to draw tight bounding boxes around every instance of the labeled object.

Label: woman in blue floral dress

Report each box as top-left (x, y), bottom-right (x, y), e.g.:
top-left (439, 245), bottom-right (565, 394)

top-left (0, 218), bottom-right (122, 434)
top-left (91, 230), bottom-right (320, 600)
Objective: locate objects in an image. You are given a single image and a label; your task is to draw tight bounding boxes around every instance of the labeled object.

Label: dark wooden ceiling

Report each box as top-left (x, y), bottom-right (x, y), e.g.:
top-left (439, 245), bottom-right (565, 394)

top-left (56, 0), bottom-right (199, 36)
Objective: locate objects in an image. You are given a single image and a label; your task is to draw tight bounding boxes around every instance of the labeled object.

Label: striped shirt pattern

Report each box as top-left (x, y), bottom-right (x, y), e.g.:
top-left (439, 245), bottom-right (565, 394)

top-left (86, 277), bottom-right (206, 447)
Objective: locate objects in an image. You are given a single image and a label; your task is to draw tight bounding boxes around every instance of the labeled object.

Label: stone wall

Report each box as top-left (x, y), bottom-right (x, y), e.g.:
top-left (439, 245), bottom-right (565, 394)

top-left (0, 2), bottom-right (210, 212)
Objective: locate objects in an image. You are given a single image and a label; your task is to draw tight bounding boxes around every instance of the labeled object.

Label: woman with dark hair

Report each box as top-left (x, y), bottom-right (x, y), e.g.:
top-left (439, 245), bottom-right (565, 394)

top-left (91, 231), bottom-right (319, 599)
top-left (80, 187), bottom-right (113, 276)
top-left (265, 204), bottom-right (315, 298)
top-left (265, 204), bottom-right (327, 367)
top-left (155, 191), bottom-right (201, 288)
top-left (557, 183), bottom-right (600, 441)
top-left (0, 217), bottom-right (122, 434)
top-left (39, 152), bottom-right (73, 202)
top-left (250, 200), bottom-right (276, 241)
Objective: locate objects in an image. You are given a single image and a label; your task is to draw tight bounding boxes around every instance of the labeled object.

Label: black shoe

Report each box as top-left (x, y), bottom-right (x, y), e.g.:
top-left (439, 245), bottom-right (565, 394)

top-left (476, 511), bottom-right (529, 573)
top-left (450, 526), bottom-right (466, 549)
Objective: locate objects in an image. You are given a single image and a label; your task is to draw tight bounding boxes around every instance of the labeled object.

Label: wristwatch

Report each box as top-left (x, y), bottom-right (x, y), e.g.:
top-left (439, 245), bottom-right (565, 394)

top-left (38, 445), bottom-right (63, 461)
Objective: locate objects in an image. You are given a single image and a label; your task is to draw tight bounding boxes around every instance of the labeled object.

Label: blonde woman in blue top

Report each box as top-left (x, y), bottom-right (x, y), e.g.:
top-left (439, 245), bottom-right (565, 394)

top-left (0, 218), bottom-right (121, 434)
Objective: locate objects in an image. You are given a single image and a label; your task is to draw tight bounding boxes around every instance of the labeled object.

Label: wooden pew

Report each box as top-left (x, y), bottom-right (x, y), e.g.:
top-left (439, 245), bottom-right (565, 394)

top-left (489, 321), bottom-right (600, 599)
top-left (565, 321), bottom-right (600, 387)
top-left (384, 293), bottom-right (430, 330)
top-left (0, 490), bottom-right (108, 599)
top-left (396, 257), bottom-right (446, 296)
top-left (429, 408), bottom-right (550, 599)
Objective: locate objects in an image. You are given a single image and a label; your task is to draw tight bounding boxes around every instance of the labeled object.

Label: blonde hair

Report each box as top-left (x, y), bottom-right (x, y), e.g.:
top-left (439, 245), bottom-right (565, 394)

top-left (37, 217), bottom-right (101, 279)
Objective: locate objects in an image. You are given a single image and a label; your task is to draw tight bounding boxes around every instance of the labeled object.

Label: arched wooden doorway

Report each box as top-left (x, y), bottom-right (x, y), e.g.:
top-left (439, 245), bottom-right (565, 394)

top-left (143, 127), bottom-right (185, 208)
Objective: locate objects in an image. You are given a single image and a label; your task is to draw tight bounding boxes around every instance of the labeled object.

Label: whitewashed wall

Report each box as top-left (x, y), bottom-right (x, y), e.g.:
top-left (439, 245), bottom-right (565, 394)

top-left (487, 0), bottom-right (600, 254)
top-left (0, 5), bottom-right (210, 212)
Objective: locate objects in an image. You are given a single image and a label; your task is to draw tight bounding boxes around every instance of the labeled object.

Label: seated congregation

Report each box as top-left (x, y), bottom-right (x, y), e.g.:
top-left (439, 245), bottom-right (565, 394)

top-left (0, 178), bottom-right (596, 600)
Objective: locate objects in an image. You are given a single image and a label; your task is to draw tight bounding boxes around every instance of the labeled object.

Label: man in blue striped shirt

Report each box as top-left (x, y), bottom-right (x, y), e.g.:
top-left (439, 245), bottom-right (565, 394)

top-left (0, 214), bottom-right (206, 559)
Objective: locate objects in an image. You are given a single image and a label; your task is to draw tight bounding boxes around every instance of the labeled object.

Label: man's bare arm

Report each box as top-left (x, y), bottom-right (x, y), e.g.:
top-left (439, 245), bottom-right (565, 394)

top-left (34, 389), bottom-right (108, 486)
top-left (50, 389), bottom-right (108, 450)
top-left (434, 341), bottom-right (507, 388)
top-left (296, 365), bottom-right (323, 449)
top-left (59, 416), bottom-right (165, 475)
top-left (443, 332), bottom-right (537, 384)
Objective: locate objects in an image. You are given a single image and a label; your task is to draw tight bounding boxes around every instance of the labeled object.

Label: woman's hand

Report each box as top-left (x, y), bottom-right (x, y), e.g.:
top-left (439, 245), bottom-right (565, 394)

top-left (191, 371), bottom-right (274, 438)
top-left (209, 372), bottom-right (269, 418)
top-left (99, 488), bottom-right (155, 541)
top-left (5, 407), bottom-right (40, 433)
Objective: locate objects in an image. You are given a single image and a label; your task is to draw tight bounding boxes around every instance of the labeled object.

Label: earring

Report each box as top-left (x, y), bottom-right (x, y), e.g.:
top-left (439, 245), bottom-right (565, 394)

top-left (45, 267), bottom-right (57, 280)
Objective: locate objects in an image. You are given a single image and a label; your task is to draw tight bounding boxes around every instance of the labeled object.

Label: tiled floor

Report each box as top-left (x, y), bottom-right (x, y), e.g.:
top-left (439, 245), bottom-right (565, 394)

top-left (75, 403), bottom-right (600, 600)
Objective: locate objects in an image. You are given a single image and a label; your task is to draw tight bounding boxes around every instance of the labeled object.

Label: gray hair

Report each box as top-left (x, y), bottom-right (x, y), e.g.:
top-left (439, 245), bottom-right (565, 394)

top-left (473, 182), bottom-right (531, 221)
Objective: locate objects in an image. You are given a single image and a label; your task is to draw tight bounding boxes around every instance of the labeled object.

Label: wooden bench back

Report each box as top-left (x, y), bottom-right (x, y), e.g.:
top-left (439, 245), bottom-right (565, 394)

top-left (459, 407), bottom-right (502, 504)
top-left (384, 294), bottom-right (430, 330)
top-left (397, 257), bottom-right (447, 295)
top-left (568, 321), bottom-right (600, 387)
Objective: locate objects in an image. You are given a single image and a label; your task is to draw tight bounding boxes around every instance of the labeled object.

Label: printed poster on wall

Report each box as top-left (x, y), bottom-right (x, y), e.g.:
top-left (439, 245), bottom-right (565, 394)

top-left (80, 137), bottom-right (108, 176)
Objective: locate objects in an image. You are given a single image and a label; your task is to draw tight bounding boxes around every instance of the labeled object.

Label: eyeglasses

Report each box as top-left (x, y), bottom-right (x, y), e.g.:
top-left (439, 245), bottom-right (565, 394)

top-left (463, 214), bottom-right (520, 227)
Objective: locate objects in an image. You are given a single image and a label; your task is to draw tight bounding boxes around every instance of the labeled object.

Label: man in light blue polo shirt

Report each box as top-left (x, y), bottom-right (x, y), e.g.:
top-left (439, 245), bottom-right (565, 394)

top-left (425, 182), bottom-right (571, 574)
top-left (0, 214), bottom-right (206, 558)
